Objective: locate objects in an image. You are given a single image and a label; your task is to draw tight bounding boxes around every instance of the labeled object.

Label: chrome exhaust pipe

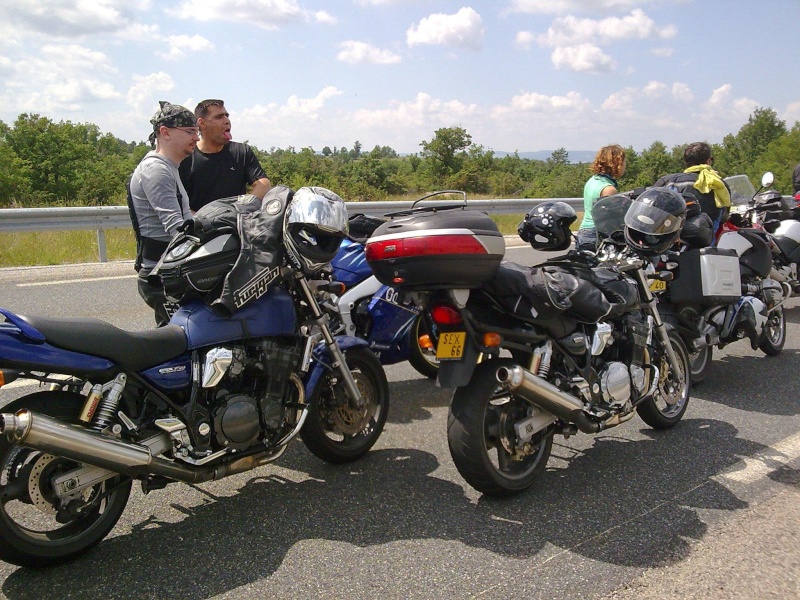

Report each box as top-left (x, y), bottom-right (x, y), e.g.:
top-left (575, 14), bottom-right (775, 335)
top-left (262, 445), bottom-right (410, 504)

top-left (495, 365), bottom-right (602, 434)
top-left (0, 410), bottom-right (280, 484)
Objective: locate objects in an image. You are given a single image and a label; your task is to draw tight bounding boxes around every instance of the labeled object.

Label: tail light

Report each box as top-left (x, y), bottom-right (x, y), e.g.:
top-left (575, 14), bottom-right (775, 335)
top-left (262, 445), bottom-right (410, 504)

top-left (430, 304), bottom-right (463, 326)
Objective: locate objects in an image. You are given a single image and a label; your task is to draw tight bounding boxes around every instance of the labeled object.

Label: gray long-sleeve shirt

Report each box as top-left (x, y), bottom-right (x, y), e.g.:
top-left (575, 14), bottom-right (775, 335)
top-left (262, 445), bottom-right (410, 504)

top-left (129, 151), bottom-right (191, 268)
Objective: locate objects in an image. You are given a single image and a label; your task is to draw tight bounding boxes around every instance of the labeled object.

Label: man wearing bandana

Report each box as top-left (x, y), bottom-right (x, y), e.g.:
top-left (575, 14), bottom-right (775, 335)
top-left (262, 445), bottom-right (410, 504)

top-left (127, 101), bottom-right (199, 326)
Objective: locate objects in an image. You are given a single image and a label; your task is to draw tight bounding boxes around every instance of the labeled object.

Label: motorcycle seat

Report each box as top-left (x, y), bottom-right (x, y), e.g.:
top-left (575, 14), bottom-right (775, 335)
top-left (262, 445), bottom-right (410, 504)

top-left (18, 315), bottom-right (188, 371)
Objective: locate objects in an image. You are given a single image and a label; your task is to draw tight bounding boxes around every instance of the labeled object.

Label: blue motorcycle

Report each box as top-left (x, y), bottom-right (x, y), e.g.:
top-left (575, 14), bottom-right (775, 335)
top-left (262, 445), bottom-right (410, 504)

top-left (0, 241), bottom-right (388, 567)
top-left (327, 192), bottom-right (466, 379)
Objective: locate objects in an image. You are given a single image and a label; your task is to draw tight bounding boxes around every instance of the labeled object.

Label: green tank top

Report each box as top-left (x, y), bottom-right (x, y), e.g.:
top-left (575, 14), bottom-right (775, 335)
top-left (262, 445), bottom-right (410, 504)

top-left (579, 174), bottom-right (616, 230)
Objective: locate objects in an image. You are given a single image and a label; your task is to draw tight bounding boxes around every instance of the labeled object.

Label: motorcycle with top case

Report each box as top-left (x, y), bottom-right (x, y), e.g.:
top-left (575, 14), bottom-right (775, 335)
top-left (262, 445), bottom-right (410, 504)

top-left (0, 258), bottom-right (389, 568)
top-left (365, 194), bottom-right (691, 497)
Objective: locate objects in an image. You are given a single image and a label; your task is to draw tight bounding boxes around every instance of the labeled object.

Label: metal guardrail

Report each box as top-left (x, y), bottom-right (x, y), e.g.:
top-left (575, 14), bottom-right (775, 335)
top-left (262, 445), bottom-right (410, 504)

top-left (0, 199), bottom-right (583, 262)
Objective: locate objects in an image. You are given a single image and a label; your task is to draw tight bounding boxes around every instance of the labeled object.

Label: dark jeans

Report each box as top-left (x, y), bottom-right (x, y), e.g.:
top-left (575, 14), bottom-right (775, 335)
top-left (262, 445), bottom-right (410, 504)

top-left (137, 270), bottom-right (179, 327)
top-left (575, 227), bottom-right (597, 252)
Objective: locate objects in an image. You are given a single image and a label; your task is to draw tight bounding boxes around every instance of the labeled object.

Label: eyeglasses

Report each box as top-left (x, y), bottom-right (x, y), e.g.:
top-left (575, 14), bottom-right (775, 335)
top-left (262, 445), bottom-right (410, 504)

top-left (172, 127), bottom-right (200, 137)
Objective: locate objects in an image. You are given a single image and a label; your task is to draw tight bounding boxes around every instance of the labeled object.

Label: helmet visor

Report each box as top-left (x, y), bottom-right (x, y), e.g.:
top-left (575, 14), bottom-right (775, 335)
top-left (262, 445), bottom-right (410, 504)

top-left (287, 192), bottom-right (349, 235)
top-left (625, 201), bottom-right (683, 236)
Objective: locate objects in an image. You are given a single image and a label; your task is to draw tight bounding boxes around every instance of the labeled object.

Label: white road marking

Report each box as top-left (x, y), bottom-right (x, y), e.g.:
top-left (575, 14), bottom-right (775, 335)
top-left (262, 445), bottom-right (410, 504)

top-left (17, 275), bottom-right (137, 287)
top-left (717, 431), bottom-right (800, 484)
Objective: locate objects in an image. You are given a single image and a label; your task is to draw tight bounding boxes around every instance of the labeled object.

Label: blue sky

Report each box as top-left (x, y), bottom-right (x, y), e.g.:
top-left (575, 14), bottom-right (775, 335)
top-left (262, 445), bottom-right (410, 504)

top-left (1, 0), bottom-right (799, 156)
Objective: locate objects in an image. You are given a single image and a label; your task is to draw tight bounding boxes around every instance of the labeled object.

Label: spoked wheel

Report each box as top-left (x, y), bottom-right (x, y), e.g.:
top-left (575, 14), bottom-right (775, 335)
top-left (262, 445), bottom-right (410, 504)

top-left (759, 305), bottom-right (786, 356)
top-left (637, 330), bottom-right (691, 429)
top-left (447, 359), bottom-right (553, 498)
top-left (688, 344), bottom-right (712, 386)
top-left (301, 346), bottom-right (390, 463)
top-left (0, 392), bottom-right (132, 568)
top-left (407, 314), bottom-right (439, 379)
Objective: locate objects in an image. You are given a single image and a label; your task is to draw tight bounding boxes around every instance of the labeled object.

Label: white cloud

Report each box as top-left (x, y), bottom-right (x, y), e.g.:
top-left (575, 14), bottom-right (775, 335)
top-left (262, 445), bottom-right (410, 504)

top-left (505, 0), bottom-right (671, 15)
top-left (671, 82), bottom-right (693, 102)
top-left (552, 44), bottom-right (615, 73)
top-left (505, 90), bottom-right (591, 113)
top-left (157, 34), bottom-right (215, 61)
top-left (0, 0), bottom-right (141, 37)
top-left (534, 9), bottom-right (676, 74)
top-left (127, 72), bottom-right (176, 116)
top-left (407, 7), bottom-right (484, 50)
top-left (337, 41), bottom-right (401, 65)
top-left (783, 101), bottom-right (800, 127)
top-left (171, 0), bottom-right (334, 29)
top-left (537, 9), bottom-right (675, 47)
top-left (516, 31), bottom-right (535, 50)
top-left (652, 47), bottom-right (674, 57)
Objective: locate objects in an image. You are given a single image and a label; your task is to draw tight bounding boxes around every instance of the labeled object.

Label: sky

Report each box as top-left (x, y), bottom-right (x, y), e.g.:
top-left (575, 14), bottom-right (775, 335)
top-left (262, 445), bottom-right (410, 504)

top-left (1, 0), bottom-right (799, 157)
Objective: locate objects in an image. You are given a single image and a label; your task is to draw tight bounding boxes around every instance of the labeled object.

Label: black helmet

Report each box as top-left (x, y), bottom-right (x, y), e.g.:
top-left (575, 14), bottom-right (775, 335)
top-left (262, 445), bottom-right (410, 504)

top-left (624, 187), bottom-right (686, 254)
top-left (518, 201), bottom-right (577, 251)
top-left (283, 186), bottom-right (349, 274)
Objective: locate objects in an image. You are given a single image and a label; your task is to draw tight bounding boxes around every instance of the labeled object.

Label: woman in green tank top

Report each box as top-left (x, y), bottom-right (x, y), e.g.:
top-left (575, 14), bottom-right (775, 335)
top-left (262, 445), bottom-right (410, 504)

top-left (576, 144), bottom-right (627, 251)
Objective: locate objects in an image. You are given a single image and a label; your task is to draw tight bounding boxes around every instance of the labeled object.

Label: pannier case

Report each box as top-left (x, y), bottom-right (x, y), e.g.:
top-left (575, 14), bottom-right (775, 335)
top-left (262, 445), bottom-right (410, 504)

top-left (365, 209), bottom-right (504, 290)
top-left (668, 247), bottom-right (741, 305)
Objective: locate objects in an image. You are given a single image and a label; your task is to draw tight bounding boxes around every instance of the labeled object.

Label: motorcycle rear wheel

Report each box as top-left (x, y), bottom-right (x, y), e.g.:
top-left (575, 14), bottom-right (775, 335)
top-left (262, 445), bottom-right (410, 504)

top-left (688, 344), bottom-right (712, 386)
top-left (637, 330), bottom-right (691, 429)
top-left (407, 314), bottom-right (439, 379)
top-left (301, 346), bottom-right (389, 463)
top-left (758, 305), bottom-right (785, 356)
top-left (0, 391), bottom-right (132, 568)
top-left (447, 358), bottom-right (553, 498)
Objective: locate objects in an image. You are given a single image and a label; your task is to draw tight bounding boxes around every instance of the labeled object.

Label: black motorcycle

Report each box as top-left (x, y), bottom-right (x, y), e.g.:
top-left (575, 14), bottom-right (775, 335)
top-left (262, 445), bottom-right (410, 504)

top-left (365, 192), bottom-right (691, 497)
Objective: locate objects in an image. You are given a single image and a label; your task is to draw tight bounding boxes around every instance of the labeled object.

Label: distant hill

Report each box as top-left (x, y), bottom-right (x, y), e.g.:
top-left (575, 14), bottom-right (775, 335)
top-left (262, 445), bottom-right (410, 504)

top-left (494, 150), bottom-right (596, 163)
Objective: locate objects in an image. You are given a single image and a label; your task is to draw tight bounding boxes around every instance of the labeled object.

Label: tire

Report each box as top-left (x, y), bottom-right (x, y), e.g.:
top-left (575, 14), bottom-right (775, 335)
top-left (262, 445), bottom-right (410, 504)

top-left (688, 344), bottom-right (712, 386)
top-left (407, 314), bottom-right (439, 379)
top-left (301, 346), bottom-right (390, 464)
top-left (0, 391), bottom-right (132, 568)
top-left (447, 358), bottom-right (553, 498)
top-left (759, 305), bottom-right (786, 356)
top-left (637, 330), bottom-right (691, 429)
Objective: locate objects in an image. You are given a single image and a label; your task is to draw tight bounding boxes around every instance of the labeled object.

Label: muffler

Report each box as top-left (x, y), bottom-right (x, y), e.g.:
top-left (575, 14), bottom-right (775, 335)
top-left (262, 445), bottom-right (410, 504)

top-left (0, 410), bottom-right (277, 484)
top-left (495, 365), bottom-right (602, 434)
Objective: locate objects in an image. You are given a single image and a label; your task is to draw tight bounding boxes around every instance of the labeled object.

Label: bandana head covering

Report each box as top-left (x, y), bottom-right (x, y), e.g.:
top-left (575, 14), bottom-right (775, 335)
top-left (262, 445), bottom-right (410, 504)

top-left (148, 101), bottom-right (196, 147)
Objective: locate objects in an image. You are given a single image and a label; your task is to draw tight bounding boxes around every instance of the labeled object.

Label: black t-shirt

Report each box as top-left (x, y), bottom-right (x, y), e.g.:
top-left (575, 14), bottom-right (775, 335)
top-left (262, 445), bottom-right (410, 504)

top-left (179, 142), bottom-right (267, 212)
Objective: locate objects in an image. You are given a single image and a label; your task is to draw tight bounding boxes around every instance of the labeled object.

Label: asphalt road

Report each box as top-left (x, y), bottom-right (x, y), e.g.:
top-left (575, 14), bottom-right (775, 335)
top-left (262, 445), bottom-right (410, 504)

top-left (0, 247), bottom-right (799, 599)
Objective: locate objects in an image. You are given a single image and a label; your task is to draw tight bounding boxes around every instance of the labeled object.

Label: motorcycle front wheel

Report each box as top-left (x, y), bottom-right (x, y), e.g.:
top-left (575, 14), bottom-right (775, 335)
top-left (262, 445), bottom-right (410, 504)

top-left (447, 358), bottom-right (553, 498)
top-left (0, 391), bottom-right (132, 568)
top-left (759, 305), bottom-right (786, 356)
top-left (301, 346), bottom-right (389, 463)
top-left (407, 313), bottom-right (439, 379)
top-left (637, 330), bottom-right (692, 429)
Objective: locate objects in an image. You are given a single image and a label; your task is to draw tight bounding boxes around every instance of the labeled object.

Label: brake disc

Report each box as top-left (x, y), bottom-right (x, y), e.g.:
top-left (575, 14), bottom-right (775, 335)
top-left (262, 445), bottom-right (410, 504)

top-left (27, 453), bottom-right (60, 515)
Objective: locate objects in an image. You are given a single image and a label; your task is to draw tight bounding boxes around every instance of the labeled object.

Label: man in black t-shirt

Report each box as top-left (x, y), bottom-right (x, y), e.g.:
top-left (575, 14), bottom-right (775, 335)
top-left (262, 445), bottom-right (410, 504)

top-left (179, 99), bottom-right (271, 212)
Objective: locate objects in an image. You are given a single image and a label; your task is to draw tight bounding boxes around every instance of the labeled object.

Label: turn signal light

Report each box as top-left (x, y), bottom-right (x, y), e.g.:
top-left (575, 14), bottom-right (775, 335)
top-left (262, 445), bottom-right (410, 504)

top-left (483, 332), bottom-right (502, 347)
top-left (418, 334), bottom-right (434, 350)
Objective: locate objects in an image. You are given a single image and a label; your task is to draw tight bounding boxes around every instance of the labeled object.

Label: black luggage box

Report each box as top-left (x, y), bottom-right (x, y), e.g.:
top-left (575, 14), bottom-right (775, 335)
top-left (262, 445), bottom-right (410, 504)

top-left (365, 209), bottom-right (505, 290)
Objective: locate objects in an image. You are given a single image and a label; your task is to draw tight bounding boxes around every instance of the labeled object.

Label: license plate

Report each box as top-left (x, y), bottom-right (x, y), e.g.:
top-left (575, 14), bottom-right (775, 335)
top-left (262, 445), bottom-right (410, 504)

top-left (649, 279), bottom-right (666, 292)
top-left (436, 332), bottom-right (466, 360)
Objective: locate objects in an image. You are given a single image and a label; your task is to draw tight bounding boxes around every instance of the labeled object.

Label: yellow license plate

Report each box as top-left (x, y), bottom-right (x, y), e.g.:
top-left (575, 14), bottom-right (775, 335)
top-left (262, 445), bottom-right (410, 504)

top-left (649, 279), bottom-right (666, 292)
top-left (436, 332), bottom-right (466, 360)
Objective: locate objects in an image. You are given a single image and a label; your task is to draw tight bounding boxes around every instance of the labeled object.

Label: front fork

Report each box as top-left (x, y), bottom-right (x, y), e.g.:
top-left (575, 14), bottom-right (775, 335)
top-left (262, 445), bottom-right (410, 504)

top-left (633, 268), bottom-right (685, 385)
top-left (296, 275), bottom-right (365, 409)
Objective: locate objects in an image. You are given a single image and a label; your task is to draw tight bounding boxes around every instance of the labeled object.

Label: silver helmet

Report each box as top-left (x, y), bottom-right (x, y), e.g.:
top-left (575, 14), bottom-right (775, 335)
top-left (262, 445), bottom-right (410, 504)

top-left (283, 186), bottom-right (349, 273)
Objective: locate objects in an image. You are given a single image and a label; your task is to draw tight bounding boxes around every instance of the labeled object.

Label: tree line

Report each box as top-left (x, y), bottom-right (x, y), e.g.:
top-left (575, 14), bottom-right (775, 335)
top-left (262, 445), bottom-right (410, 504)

top-left (1, 107), bottom-right (798, 209)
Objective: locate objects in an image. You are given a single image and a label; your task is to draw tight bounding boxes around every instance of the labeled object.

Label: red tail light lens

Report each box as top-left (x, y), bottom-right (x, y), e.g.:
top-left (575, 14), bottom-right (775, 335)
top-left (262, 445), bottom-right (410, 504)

top-left (430, 304), bottom-right (463, 325)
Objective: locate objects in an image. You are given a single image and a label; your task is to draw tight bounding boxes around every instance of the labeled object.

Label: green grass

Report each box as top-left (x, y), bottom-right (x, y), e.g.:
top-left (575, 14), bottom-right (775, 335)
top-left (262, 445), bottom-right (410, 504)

top-left (0, 211), bottom-right (584, 268)
top-left (0, 230), bottom-right (137, 268)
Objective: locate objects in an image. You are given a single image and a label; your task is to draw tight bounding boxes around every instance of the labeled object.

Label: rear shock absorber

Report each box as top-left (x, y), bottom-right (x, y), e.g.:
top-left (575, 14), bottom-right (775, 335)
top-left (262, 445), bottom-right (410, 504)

top-left (79, 373), bottom-right (127, 432)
